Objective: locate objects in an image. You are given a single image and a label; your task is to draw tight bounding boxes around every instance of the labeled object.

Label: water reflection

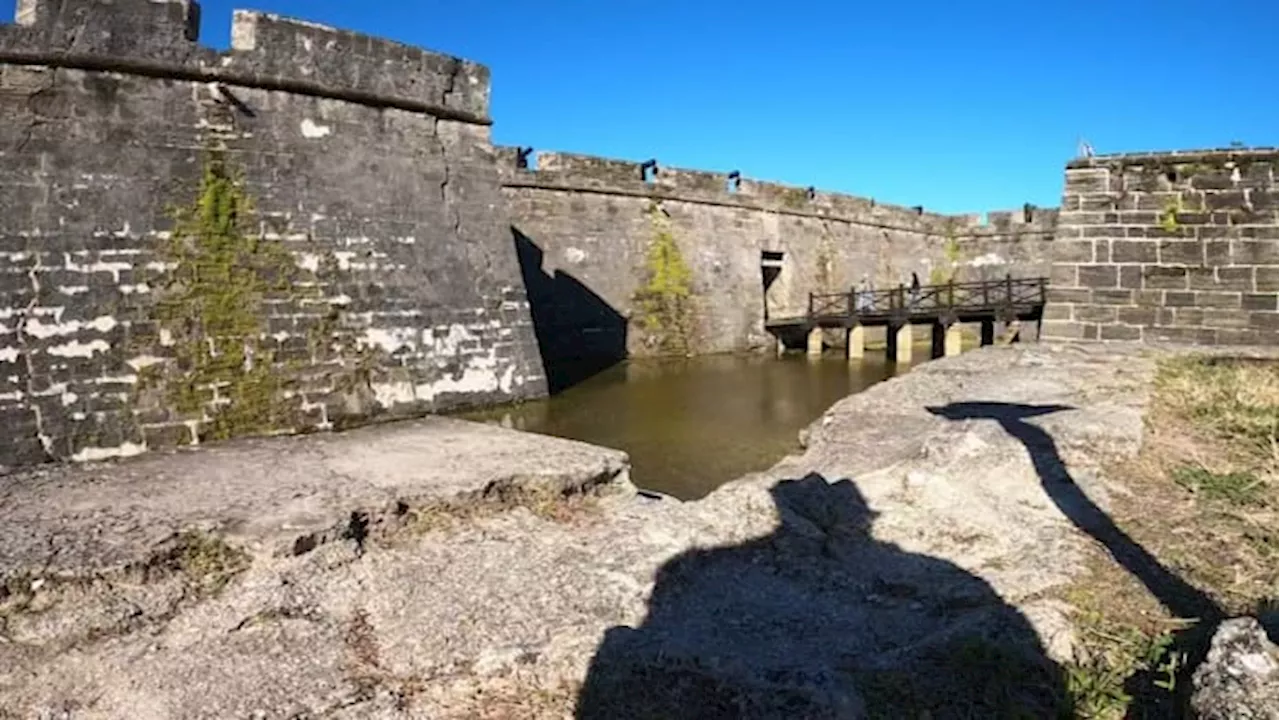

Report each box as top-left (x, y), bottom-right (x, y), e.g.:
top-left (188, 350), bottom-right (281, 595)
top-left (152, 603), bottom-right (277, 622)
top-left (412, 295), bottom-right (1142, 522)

top-left (459, 353), bottom-right (908, 500)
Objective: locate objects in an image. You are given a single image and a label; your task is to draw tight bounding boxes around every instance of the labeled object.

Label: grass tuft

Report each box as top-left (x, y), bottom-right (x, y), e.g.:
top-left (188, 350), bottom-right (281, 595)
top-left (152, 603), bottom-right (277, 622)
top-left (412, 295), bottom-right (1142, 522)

top-left (1056, 352), bottom-right (1278, 718)
top-left (1169, 464), bottom-right (1266, 506)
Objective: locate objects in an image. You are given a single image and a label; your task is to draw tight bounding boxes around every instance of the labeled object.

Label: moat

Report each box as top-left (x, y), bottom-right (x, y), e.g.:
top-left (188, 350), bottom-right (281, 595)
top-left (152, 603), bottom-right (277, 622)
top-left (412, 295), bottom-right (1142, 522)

top-left (460, 352), bottom-right (912, 500)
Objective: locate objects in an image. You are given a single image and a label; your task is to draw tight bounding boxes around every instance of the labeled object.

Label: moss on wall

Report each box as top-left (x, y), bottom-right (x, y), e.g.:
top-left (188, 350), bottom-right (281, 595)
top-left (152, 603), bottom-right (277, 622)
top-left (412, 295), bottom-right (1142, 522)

top-left (1158, 196), bottom-right (1184, 233)
top-left (928, 222), bottom-right (966, 285)
top-left (139, 148), bottom-right (375, 442)
top-left (814, 221), bottom-right (836, 294)
top-left (780, 187), bottom-right (810, 209)
top-left (632, 201), bottom-right (696, 355)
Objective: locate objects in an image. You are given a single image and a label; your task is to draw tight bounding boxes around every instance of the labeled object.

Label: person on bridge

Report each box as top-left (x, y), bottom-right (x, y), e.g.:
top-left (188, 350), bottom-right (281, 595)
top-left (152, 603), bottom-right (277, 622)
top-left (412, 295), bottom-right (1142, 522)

top-left (909, 272), bottom-right (921, 307)
top-left (855, 275), bottom-right (872, 312)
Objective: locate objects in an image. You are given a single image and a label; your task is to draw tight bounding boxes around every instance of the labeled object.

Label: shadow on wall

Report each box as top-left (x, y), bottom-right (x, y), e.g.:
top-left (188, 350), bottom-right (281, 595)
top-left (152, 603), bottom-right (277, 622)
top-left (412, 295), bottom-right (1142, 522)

top-left (513, 227), bottom-right (628, 394)
top-left (576, 472), bottom-right (1069, 719)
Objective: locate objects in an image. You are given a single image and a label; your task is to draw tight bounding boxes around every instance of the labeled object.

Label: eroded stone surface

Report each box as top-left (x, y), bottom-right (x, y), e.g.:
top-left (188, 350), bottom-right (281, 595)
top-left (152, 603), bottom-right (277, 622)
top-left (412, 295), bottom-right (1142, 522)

top-left (1191, 617), bottom-right (1280, 720)
top-left (0, 344), bottom-right (1183, 718)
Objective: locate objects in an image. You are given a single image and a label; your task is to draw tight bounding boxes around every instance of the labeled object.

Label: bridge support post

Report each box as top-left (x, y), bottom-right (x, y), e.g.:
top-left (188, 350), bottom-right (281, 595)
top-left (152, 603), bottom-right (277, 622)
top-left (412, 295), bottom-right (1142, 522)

top-left (776, 335), bottom-right (787, 357)
top-left (945, 324), bottom-right (963, 357)
top-left (806, 327), bottom-right (823, 357)
top-left (980, 319), bottom-right (995, 346)
top-left (931, 320), bottom-right (965, 359)
top-left (890, 323), bottom-right (913, 364)
top-left (846, 325), bottom-right (864, 361)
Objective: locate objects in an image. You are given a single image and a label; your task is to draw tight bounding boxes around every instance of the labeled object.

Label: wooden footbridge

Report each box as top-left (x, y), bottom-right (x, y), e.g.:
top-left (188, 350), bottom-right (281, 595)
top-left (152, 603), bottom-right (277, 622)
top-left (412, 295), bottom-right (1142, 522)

top-left (766, 275), bottom-right (1048, 363)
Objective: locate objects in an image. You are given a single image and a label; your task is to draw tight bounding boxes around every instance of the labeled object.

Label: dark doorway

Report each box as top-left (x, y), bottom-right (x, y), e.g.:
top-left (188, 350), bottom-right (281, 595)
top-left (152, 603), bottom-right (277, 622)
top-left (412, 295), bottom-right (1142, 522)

top-left (513, 227), bottom-right (628, 394)
top-left (761, 250), bottom-right (784, 322)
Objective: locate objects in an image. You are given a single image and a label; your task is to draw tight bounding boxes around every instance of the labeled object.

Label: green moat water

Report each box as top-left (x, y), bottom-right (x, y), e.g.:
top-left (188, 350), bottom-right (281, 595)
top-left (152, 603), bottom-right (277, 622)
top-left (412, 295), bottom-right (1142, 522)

top-left (459, 353), bottom-right (912, 500)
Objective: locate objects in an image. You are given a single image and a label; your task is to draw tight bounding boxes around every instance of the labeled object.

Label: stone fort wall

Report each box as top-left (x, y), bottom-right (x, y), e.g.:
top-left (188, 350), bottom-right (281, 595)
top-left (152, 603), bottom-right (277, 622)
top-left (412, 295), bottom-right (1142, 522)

top-left (498, 148), bottom-right (1058, 364)
top-left (1043, 148), bottom-right (1278, 346)
top-left (0, 0), bottom-right (548, 468)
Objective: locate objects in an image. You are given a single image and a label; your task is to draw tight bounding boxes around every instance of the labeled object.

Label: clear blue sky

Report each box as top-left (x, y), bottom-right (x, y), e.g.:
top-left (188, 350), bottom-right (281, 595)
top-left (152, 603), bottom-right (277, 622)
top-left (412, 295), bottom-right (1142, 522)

top-left (196, 0), bottom-right (1278, 215)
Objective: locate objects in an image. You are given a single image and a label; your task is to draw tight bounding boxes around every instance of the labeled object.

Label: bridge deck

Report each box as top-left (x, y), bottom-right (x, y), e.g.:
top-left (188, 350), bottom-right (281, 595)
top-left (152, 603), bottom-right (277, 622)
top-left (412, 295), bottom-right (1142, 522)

top-left (766, 275), bottom-right (1048, 330)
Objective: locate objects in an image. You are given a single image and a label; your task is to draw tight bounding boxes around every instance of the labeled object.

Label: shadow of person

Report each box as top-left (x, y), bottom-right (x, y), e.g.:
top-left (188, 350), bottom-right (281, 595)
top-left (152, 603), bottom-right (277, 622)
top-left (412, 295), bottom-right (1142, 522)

top-left (926, 402), bottom-right (1224, 715)
top-left (924, 402), bottom-right (1217, 624)
top-left (575, 473), bottom-right (1069, 719)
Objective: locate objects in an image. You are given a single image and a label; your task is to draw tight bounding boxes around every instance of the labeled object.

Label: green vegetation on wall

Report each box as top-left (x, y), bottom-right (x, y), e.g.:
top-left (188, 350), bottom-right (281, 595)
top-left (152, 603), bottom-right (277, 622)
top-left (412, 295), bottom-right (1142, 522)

top-left (632, 201), bottom-right (696, 355)
top-left (140, 148), bottom-right (373, 442)
top-left (928, 222), bottom-right (966, 285)
top-left (1158, 196), bottom-right (1184, 233)
top-left (781, 187), bottom-right (810, 209)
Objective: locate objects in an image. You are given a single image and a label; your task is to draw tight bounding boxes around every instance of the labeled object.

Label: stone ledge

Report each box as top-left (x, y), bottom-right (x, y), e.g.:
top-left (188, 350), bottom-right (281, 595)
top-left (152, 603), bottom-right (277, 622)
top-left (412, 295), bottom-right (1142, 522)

top-left (0, 416), bottom-right (631, 581)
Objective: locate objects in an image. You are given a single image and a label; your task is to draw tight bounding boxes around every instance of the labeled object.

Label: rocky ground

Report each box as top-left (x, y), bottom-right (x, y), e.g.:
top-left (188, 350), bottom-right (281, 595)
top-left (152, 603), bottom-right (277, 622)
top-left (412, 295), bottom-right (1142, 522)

top-left (1, 342), bottom-right (1275, 719)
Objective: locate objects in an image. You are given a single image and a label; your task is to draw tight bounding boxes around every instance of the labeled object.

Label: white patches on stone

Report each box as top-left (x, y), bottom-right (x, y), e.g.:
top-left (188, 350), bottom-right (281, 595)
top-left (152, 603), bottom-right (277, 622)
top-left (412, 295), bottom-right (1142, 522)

top-left (126, 355), bottom-right (165, 371)
top-left (22, 315), bottom-right (118, 339)
top-left (119, 283), bottom-right (151, 295)
top-left (31, 382), bottom-right (67, 399)
top-left (413, 366), bottom-right (500, 404)
top-left (394, 236), bottom-right (416, 245)
top-left (361, 327), bottom-right (418, 354)
top-left (300, 397), bottom-right (331, 431)
top-left (61, 390), bottom-right (78, 406)
top-left (364, 322), bottom-right (516, 410)
top-left (159, 328), bottom-right (174, 347)
top-left (328, 294), bottom-right (352, 306)
top-left (70, 441), bottom-right (147, 463)
top-left (146, 261), bottom-right (177, 273)
top-left (229, 12), bottom-right (257, 51)
top-left (0, 390), bottom-right (22, 402)
top-left (969, 253), bottom-right (1007, 267)
top-left (14, 0), bottom-right (37, 26)
top-left (57, 285), bottom-right (90, 296)
top-left (47, 339), bottom-right (110, 358)
top-left (260, 231), bottom-right (310, 242)
top-left (300, 118), bottom-right (332, 139)
top-left (295, 252), bottom-right (322, 273)
top-left (371, 381), bottom-right (416, 407)
top-left (63, 253), bottom-right (131, 282)
top-left (564, 247), bottom-right (587, 264)
top-left (333, 251), bottom-right (356, 270)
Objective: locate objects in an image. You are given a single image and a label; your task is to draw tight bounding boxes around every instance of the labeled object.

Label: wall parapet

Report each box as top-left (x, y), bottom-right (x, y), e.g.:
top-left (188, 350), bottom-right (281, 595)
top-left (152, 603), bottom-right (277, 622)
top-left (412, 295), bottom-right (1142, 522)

top-left (498, 148), bottom-right (1058, 239)
top-left (1066, 147), bottom-right (1278, 169)
top-left (0, 0), bottom-right (491, 123)
top-left (1044, 146), bottom-right (1279, 346)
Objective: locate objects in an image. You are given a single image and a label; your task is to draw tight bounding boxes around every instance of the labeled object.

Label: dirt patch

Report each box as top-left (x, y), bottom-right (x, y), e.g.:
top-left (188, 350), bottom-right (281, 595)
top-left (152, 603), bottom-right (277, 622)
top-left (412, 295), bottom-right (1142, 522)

top-left (391, 478), bottom-right (609, 540)
top-left (1059, 353), bottom-right (1278, 717)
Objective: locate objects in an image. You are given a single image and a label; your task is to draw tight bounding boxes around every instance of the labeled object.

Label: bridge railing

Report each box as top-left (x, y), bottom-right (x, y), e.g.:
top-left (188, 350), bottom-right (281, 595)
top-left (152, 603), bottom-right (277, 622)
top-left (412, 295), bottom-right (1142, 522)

top-left (807, 274), bottom-right (1047, 321)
